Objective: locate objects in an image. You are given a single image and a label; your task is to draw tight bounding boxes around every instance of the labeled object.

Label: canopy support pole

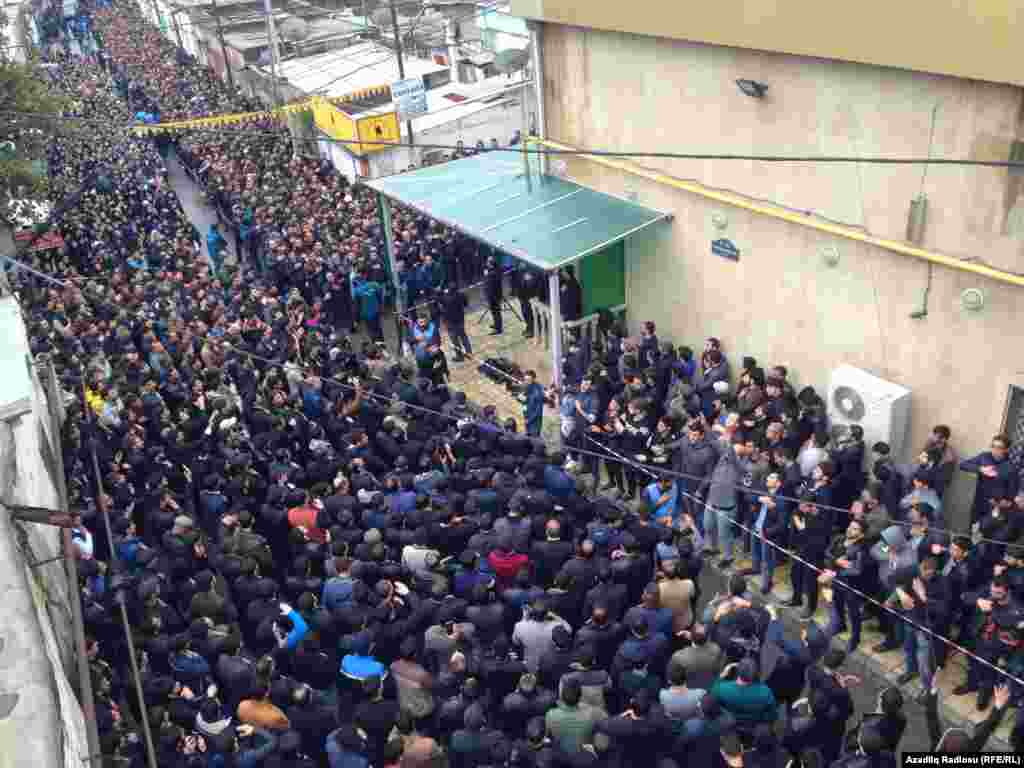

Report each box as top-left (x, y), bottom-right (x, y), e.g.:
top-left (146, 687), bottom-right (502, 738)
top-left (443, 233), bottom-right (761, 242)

top-left (379, 193), bottom-right (407, 357)
top-left (548, 270), bottom-right (562, 392)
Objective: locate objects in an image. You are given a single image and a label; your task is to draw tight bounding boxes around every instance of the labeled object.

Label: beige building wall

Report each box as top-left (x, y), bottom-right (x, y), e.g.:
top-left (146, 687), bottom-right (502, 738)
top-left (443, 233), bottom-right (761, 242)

top-left (541, 25), bottom-right (1024, 527)
top-left (514, 0), bottom-right (1024, 86)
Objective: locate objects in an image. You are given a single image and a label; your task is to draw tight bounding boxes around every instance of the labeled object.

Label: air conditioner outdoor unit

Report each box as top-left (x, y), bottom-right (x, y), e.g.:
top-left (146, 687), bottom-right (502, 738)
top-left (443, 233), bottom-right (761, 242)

top-left (827, 364), bottom-right (912, 461)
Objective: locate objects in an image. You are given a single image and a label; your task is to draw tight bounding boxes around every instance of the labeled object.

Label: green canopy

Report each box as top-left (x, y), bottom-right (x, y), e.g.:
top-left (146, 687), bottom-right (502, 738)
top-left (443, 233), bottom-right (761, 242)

top-left (365, 151), bottom-right (670, 271)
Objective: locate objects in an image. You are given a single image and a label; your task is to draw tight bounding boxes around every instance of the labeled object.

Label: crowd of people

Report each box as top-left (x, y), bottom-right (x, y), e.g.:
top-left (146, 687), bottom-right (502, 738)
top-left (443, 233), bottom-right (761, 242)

top-left (10, 1), bottom-right (1024, 767)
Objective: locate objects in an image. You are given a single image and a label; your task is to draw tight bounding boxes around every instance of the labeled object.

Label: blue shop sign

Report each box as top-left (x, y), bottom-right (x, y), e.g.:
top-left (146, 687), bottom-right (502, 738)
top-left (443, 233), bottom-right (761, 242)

top-left (712, 238), bottom-right (740, 261)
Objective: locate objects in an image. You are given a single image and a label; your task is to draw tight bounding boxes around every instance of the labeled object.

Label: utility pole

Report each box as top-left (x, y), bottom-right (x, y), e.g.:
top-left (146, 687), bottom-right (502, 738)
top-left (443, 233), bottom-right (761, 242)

top-left (35, 358), bottom-right (101, 768)
top-left (171, 8), bottom-right (185, 52)
top-left (389, 0), bottom-right (414, 148)
top-left (210, 0), bottom-right (235, 90)
top-left (264, 0), bottom-right (282, 105)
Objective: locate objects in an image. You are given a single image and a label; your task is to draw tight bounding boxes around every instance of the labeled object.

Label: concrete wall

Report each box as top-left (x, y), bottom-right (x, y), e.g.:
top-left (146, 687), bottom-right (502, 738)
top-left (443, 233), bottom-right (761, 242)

top-left (0, 298), bottom-right (88, 768)
top-left (543, 25), bottom-right (1024, 272)
top-left (415, 95), bottom-right (525, 162)
top-left (365, 96), bottom-right (527, 175)
top-left (0, 352), bottom-right (75, 670)
top-left (541, 25), bottom-right (1024, 528)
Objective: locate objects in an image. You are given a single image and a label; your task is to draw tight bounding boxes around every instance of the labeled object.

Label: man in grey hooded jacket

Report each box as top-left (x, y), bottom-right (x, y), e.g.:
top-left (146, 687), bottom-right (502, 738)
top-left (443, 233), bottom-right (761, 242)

top-left (699, 435), bottom-right (752, 569)
top-left (870, 525), bottom-right (919, 652)
top-left (673, 420), bottom-right (720, 522)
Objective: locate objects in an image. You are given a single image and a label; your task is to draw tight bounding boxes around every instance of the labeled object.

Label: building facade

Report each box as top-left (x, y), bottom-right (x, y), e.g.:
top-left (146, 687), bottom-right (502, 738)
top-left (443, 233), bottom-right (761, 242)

top-left (0, 292), bottom-right (89, 768)
top-left (514, 0), bottom-right (1024, 524)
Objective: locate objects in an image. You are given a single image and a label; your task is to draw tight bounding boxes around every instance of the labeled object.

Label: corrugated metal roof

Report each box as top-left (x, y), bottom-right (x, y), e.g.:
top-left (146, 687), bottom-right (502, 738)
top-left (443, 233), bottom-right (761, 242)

top-left (412, 75), bottom-right (525, 132)
top-left (367, 151), bottom-right (671, 271)
top-left (270, 41), bottom-right (449, 97)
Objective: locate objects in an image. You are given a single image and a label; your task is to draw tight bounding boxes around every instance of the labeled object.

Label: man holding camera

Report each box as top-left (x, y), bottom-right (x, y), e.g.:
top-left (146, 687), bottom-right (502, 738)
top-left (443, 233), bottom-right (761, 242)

top-left (786, 491), bottom-right (831, 619)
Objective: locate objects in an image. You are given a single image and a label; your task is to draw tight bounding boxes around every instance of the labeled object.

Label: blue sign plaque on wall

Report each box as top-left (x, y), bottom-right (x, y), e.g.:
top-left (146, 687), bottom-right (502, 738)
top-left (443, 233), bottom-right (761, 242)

top-left (712, 238), bottom-right (740, 261)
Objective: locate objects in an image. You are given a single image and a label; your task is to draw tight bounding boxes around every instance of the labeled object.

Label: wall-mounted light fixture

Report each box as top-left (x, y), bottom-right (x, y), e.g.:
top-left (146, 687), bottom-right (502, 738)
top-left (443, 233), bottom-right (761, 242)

top-left (821, 244), bottom-right (840, 268)
top-left (736, 79), bottom-right (769, 98)
top-left (961, 288), bottom-right (985, 312)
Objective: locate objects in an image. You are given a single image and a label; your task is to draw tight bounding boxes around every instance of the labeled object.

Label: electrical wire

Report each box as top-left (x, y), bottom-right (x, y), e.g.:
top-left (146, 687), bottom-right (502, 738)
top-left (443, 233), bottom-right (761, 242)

top-left (466, 356), bottom-right (1024, 553)
top-left (674, 481), bottom-right (1024, 690)
top-left (541, 405), bottom-right (1024, 692)
top-left (24, 41), bottom-right (1024, 551)
top-left (260, 0), bottom-right (509, 94)
top-left (9, 233), bottom-right (1024, 692)
top-left (11, 235), bottom-right (1023, 555)
top-left (27, 21), bottom-right (1024, 706)
top-left (216, 0), bottom-right (506, 90)
top-left (47, 10), bottom-right (1024, 169)
top-left (17, 107), bottom-right (1024, 169)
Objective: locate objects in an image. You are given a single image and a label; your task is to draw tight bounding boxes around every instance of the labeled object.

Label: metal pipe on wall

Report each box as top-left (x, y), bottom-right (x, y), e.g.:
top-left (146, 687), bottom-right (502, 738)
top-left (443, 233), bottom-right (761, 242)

top-left (528, 21), bottom-right (546, 175)
top-left (548, 270), bottom-right (562, 391)
top-left (80, 374), bottom-right (158, 768)
top-left (536, 137), bottom-right (1024, 290)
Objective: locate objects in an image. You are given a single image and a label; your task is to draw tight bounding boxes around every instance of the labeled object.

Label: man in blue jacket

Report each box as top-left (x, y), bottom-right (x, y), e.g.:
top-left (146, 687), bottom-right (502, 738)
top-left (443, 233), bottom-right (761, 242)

top-left (353, 275), bottom-right (383, 341)
top-left (960, 433), bottom-right (1017, 523)
top-left (522, 369), bottom-right (545, 437)
top-left (272, 602), bottom-right (309, 651)
top-left (206, 222), bottom-right (226, 274)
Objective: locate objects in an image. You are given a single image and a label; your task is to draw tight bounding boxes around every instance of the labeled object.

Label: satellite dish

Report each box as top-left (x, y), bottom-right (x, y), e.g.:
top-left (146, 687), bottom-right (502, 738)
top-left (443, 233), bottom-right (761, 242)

top-left (831, 385), bottom-right (866, 422)
top-left (279, 17), bottom-right (309, 42)
top-left (493, 47), bottom-right (529, 74)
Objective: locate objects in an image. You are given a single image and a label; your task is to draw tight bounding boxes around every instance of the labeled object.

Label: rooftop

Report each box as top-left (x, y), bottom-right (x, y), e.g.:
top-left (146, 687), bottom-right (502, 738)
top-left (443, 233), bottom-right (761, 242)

top-left (411, 73), bottom-right (526, 133)
top-left (269, 41), bottom-right (449, 97)
top-left (222, 18), bottom-right (363, 53)
top-left (0, 296), bottom-right (35, 421)
top-left (190, 0), bottom-right (372, 51)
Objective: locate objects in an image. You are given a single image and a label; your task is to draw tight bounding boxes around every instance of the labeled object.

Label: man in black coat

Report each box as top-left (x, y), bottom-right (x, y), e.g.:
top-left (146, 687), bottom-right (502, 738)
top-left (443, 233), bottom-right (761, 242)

top-left (559, 266), bottom-right (583, 323)
top-left (484, 256), bottom-right (504, 335)
top-left (786, 492), bottom-right (831, 619)
top-left (285, 683), bottom-right (338, 763)
top-left (441, 285), bottom-right (472, 362)
top-left (530, 519), bottom-right (574, 588)
top-left (513, 266), bottom-right (541, 338)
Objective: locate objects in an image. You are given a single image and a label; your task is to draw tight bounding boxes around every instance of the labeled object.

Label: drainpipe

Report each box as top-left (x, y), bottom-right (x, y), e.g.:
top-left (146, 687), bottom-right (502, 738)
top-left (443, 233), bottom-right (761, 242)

top-left (528, 20), bottom-right (546, 175)
top-left (548, 270), bottom-right (562, 391)
top-left (444, 16), bottom-right (459, 85)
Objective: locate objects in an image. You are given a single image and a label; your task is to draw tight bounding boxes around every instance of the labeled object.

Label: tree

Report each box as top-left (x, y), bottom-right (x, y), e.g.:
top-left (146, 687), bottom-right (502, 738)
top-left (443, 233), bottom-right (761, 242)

top-left (0, 55), bottom-right (63, 209)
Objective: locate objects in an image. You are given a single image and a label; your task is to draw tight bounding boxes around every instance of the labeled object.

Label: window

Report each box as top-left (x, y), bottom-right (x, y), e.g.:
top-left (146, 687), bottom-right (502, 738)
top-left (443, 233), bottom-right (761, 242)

top-left (1001, 385), bottom-right (1024, 466)
top-left (1011, 141), bottom-right (1024, 177)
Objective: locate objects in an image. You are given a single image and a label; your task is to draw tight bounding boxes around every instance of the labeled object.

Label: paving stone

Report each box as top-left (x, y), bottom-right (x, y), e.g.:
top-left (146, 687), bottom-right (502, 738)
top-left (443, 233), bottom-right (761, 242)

top-left (444, 308), bottom-right (560, 446)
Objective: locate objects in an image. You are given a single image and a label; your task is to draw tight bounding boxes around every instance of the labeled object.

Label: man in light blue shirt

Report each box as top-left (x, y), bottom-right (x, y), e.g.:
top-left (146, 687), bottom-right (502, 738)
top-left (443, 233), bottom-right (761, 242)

top-left (899, 469), bottom-right (943, 522)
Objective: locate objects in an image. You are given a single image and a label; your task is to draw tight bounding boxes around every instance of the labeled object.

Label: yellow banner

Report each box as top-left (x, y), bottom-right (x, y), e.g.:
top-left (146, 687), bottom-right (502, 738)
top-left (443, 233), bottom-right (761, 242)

top-left (131, 99), bottom-right (319, 134)
top-left (132, 84), bottom-right (396, 137)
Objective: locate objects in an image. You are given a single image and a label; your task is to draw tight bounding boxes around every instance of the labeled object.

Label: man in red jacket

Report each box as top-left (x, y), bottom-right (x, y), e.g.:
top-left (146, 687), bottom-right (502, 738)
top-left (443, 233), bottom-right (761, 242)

top-left (487, 535), bottom-right (530, 590)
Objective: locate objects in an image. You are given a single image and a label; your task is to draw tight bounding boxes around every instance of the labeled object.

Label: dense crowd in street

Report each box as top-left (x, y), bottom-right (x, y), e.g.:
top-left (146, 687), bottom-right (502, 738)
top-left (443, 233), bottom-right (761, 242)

top-left (8, 1), bottom-right (1024, 766)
